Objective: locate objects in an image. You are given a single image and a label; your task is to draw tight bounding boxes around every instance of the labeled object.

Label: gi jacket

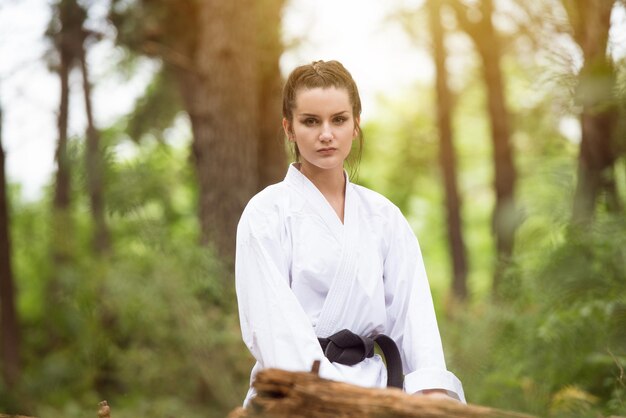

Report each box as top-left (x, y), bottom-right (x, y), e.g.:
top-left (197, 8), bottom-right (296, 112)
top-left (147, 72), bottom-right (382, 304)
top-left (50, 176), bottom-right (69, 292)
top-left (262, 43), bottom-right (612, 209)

top-left (235, 164), bottom-right (465, 405)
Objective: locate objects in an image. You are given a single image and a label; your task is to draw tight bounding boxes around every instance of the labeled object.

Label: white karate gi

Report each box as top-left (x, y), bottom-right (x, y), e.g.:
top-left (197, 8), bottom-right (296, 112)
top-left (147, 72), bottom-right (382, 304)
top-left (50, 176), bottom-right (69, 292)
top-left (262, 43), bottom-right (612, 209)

top-left (236, 164), bottom-right (465, 405)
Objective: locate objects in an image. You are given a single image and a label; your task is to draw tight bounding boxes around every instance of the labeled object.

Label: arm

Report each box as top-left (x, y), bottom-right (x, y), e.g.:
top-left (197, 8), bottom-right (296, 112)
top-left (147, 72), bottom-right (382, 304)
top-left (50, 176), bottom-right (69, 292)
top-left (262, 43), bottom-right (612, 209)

top-left (382, 207), bottom-right (466, 403)
top-left (235, 202), bottom-right (344, 380)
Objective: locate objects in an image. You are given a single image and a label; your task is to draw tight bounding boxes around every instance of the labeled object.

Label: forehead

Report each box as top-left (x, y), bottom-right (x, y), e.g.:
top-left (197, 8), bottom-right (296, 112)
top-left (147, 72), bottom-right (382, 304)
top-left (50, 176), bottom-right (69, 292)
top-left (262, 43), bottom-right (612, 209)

top-left (294, 86), bottom-right (351, 114)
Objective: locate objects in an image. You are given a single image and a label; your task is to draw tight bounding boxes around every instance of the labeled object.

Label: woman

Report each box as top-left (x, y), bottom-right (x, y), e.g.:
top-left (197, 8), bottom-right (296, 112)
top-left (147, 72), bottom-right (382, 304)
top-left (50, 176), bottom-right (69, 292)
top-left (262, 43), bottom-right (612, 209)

top-left (235, 60), bottom-right (465, 405)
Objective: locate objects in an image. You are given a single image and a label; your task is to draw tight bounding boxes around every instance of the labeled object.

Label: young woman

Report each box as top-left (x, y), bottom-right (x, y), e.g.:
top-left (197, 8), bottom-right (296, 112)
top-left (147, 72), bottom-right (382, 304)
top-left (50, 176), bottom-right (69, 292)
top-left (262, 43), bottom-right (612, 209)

top-left (235, 60), bottom-right (465, 405)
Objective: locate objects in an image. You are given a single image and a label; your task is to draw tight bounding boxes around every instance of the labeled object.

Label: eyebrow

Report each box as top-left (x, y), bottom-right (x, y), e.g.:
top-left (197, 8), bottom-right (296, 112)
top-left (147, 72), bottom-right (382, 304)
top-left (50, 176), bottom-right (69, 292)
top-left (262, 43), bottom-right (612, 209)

top-left (297, 111), bottom-right (350, 117)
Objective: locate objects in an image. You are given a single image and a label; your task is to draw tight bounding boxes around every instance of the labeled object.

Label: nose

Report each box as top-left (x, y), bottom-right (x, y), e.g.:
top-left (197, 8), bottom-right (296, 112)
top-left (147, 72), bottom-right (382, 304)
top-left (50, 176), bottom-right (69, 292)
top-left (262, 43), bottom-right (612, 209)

top-left (319, 122), bottom-right (333, 142)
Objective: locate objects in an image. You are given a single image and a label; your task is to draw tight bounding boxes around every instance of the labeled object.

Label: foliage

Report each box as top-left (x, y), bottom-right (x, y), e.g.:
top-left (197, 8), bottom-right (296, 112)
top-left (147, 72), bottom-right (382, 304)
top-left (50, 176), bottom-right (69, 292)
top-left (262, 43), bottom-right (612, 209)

top-left (124, 67), bottom-right (183, 143)
top-left (359, 13), bottom-right (626, 413)
top-left (444, 210), bottom-right (626, 417)
top-left (2, 1), bottom-right (626, 417)
top-left (1, 137), bottom-right (253, 417)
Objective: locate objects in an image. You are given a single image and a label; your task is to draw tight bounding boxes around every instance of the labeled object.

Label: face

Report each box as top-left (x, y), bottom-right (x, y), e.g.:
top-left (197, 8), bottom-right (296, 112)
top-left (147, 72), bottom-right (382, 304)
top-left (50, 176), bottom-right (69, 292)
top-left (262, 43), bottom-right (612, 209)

top-left (283, 87), bottom-right (359, 176)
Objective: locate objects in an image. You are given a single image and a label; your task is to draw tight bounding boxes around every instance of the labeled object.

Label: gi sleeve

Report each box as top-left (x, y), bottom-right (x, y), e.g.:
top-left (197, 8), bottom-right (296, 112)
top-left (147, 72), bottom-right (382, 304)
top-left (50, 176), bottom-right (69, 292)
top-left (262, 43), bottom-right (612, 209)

top-left (235, 200), bottom-right (346, 384)
top-left (383, 206), bottom-right (466, 403)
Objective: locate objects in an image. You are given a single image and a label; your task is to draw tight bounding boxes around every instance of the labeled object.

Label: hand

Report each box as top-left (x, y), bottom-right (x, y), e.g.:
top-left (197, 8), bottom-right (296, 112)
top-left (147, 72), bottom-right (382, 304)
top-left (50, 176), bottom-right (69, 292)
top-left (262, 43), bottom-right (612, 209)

top-left (420, 389), bottom-right (458, 402)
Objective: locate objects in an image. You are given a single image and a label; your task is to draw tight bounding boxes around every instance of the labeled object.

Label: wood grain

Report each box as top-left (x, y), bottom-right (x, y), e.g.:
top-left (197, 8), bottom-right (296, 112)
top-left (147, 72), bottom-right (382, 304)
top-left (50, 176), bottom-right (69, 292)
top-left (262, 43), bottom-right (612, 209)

top-left (228, 368), bottom-right (537, 418)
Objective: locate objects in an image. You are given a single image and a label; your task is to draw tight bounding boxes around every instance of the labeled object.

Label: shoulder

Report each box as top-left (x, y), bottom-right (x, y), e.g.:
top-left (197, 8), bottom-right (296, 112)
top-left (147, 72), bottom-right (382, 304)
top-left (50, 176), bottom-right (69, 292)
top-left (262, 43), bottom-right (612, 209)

top-left (350, 183), bottom-right (404, 221)
top-left (238, 181), bottom-right (295, 239)
top-left (350, 183), bottom-right (417, 248)
top-left (243, 182), bottom-right (290, 215)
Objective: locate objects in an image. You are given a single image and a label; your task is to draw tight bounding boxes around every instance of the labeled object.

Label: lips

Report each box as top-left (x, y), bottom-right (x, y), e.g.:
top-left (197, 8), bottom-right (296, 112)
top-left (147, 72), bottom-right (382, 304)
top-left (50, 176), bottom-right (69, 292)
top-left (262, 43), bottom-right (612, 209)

top-left (317, 147), bottom-right (337, 153)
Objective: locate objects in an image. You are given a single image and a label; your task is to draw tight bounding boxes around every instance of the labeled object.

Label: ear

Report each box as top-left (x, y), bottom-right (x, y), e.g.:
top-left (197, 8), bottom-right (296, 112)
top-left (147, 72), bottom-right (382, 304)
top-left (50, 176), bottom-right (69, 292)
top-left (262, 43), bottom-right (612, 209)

top-left (353, 117), bottom-right (361, 139)
top-left (283, 118), bottom-right (294, 141)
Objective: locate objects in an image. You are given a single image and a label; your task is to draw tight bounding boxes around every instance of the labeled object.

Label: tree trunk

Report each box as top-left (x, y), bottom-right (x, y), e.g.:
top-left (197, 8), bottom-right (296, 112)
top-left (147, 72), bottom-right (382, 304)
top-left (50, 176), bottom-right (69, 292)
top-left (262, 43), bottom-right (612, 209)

top-left (428, 0), bottom-right (468, 302)
top-left (49, 0), bottom-right (90, 270)
top-left (450, 0), bottom-right (518, 297)
top-left (477, 0), bottom-right (517, 298)
top-left (52, 42), bottom-right (72, 265)
top-left (46, 0), bottom-right (83, 353)
top-left (573, 103), bottom-right (619, 221)
top-left (0, 101), bottom-right (21, 387)
top-left (256, 0), bottom-right (287, 189)
top-left (566, 0), bottom-right (620, 222)
top-left (112, 0), bottom-right (284, 261)
top-left (180, 0), bottom-right (260, 261)
top-left (79, 46), bottom-right (110, 254)
top-left (53, 53), bottom-right (71, 215)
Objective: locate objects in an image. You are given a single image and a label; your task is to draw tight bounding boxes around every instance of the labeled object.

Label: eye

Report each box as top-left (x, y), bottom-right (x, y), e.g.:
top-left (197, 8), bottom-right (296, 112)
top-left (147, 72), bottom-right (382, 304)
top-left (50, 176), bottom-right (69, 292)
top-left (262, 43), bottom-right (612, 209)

top-left (333, 115), bottom-right (348, 124)
top-left (301, 118), bottom-right (318, 127)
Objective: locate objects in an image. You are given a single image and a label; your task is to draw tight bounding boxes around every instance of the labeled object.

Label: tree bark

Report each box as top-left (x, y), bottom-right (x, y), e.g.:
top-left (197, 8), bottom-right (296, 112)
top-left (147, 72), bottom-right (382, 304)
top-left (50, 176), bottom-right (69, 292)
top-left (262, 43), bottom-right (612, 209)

top-left (229, 368), bottom-right (537, 418)
top-left (428, 0), bottom-right (468, 302)
top-left (566, 0), bottom-right (620, 222)
top-left (79, 46), bottom-right (110, 254)
top-left (47, 0), bottom-right (84, 336)
top-left (0, 101), bottom-right (21, 387)
top-left (51, 7), bottom-right (74, 267)
top-left (477, 0), bottom-right (517, 298)
top-left (256, 0), bottom-right (287, 189)
top-left (174, 1), bottom-right (260, 261)
top-left (53, 52), bottom-right (71, 215)
top-left (449, 0), bottom-right (518, 297)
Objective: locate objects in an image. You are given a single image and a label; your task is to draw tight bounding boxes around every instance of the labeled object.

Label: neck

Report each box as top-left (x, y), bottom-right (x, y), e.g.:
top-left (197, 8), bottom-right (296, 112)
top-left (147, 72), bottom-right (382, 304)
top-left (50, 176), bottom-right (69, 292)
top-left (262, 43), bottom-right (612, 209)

top-left (297, 162), bottom-right (346, 197)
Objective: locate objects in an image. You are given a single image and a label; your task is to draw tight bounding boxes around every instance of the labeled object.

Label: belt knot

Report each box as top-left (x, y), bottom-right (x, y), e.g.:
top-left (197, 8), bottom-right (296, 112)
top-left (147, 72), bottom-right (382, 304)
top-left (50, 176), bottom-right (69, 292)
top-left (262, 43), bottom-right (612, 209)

top-left (317, 329), bottom-right (404, 389)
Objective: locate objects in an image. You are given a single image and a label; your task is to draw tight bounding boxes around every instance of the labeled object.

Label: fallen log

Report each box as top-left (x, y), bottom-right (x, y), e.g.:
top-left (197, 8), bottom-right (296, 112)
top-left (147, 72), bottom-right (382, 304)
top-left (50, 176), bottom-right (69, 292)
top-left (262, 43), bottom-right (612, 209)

top-left (228, 364), bottom-right (536, 418)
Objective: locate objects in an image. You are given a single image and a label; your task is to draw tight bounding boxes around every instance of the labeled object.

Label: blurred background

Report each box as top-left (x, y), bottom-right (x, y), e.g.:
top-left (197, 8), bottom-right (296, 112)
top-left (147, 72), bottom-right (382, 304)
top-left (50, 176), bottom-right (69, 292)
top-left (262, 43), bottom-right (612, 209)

top-left (0, 0), bottom-right (625, 417)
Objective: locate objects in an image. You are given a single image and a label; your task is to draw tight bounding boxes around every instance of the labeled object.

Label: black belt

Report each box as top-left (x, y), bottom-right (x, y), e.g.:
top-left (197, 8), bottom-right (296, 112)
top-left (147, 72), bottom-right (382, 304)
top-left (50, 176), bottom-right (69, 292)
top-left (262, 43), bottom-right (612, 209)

top-left (317, 329), bottom-right (404, 389)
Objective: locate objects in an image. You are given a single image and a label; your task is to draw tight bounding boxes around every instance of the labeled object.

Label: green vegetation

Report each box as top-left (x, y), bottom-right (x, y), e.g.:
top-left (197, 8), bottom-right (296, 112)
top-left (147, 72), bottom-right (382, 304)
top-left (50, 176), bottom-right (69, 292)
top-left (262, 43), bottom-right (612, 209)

top-left (1, 1), bottom-right (625, 417)
top-left (2, 87), bottom-right (625, 418)
top-left (3, 137), bottom-right (254, 417)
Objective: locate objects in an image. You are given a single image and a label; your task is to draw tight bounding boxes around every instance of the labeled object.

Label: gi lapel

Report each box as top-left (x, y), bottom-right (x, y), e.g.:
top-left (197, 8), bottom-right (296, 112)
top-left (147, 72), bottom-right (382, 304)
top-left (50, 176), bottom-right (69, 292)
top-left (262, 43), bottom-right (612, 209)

top-left (314, 178), bottom-right (359, 337)
top-left (286, 164), bottom-right (344, 241)
top-left (285, 164), bottom-right (360, 338)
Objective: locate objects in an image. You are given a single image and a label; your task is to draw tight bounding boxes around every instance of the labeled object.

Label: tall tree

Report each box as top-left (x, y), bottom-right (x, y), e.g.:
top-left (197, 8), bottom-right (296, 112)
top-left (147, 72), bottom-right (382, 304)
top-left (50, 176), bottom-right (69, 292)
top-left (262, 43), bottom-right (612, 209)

top-left (47, 0), bottom-right (83, 266)
top-left (256, 0), bottom-right (288, 189)
top-left (447, 0), bottom-right (518, 297)
top-left (186, 1), bottom-right (259, 259)
top-left (111, 0), bottom-right (286, 261)
top-left (427, 0), bottom-right (468, 301)
top-left (48, 0), bottom-right (109, 257)
top-left (52, 23), bottom-right (71, 223)
top-left (0, 96), bottom-right (21, 387)
top-left (78, 28), bottom-right (110, 254)
top-left (566, 0), bottom-right (622, 222)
